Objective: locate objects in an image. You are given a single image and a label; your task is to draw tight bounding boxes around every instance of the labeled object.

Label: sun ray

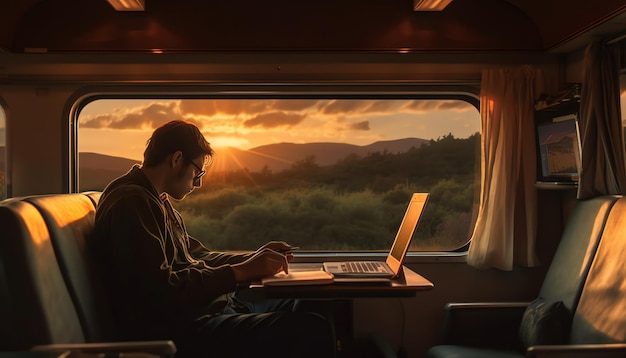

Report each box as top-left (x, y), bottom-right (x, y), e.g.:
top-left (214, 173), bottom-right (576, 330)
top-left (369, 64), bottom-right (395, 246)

top-left (244, 148), bottom-right (294, 165)
top-left (206, 147), bottom-right (258, 186)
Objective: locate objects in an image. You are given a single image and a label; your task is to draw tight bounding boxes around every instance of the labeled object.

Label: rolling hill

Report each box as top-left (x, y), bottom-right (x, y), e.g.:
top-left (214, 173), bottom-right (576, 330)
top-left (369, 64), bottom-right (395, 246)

top-left (20, 138), bottom-right (428, 190)
top-left (212, 138), bottom-right (428, 173)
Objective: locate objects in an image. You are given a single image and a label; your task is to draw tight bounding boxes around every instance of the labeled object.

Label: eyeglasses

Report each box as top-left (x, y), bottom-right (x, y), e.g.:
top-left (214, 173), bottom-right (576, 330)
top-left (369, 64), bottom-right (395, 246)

top-left (189, 160), bottom-right (206, 181)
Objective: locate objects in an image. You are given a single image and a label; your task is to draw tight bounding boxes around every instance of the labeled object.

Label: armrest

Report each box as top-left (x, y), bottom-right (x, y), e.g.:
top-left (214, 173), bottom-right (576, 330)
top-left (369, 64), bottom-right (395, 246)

top-left (31, 340), bottom-right (176, 358)
top-left (527, 343), bottom-right (626, 357)
top-left (442, 302), bottom-right (530, 349)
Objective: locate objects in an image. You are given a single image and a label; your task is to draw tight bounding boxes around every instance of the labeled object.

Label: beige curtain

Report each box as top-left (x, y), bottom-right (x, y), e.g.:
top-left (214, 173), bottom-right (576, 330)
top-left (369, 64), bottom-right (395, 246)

top-left (577, 40), bottom-right (626, 199)
top-left (468, 66), bottom-right (541, 270)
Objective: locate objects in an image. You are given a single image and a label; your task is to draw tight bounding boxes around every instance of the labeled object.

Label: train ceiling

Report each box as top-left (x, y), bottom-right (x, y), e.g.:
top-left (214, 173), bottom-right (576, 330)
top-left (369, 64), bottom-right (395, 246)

top-left (0, 0), bottom-right (625, 53)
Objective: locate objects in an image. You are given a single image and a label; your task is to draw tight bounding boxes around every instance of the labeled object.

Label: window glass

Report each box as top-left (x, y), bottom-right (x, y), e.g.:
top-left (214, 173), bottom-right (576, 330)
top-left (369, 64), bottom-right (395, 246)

top-left (78, 98), bottom-right (480, 252)
top-left (0, 106), bottom-right (5, 200)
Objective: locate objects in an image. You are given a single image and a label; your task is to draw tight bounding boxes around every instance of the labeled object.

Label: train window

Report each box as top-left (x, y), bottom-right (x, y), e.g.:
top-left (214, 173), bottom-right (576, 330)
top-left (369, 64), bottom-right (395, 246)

top-left (0, 106), bottom-right (5, 200)
top-left (78, 98), bottom-right (480, 252)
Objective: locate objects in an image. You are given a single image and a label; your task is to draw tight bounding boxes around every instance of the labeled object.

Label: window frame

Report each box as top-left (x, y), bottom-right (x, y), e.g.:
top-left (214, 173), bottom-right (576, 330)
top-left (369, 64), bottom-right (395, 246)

top-left (70, 83), bottom-right (479, 262)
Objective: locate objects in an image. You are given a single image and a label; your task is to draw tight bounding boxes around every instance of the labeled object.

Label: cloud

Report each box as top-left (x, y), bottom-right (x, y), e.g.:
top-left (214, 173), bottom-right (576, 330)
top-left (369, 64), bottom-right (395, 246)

top-left (403, 100), bottom-right (473, 112)
top-left (179, 100), bottom-right (219, 117)
top-left (320, 100), bottom-right (417, 116)
top-left (78, 98), bottom-right (476, 138)
top-left (180, 100), bottom-right (270, 117)
top-left (179, 99), bottom-right (321, 118)
top-left (272, 100), bottom-right (321, 112)
top-left (79, 113), bottom-right (114, 128)
top-left (243, 112), bottom-right (306, 128)
top-left (367, 101), bottom-right (403, 112)
top-left (81, 102), bottom-right (183, 129)
top-left (321, 100), bottom-right (371, 115)
top-left (349, 121), bottom-right (370, 131)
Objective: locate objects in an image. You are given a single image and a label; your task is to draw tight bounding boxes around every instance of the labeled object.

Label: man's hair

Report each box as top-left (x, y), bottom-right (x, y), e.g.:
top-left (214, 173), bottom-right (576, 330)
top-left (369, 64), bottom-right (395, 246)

top-left (143, 120), bottom-right (215, 167)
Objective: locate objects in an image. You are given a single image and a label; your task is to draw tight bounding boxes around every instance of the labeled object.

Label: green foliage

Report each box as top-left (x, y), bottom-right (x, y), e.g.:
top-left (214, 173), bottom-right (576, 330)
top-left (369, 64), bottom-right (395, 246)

top-left (176, 134), bottom-right (480, 251)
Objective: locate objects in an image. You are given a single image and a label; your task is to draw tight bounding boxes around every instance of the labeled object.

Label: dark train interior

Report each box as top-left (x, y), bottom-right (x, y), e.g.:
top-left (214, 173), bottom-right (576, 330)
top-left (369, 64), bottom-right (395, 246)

top-left (1, 1), bottom-right (626, 358)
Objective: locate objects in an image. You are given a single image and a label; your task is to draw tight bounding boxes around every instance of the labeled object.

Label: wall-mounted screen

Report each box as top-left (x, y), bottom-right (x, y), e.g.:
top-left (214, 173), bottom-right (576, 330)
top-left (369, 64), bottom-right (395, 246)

top-left (536, 113), bottom-right (581, 184)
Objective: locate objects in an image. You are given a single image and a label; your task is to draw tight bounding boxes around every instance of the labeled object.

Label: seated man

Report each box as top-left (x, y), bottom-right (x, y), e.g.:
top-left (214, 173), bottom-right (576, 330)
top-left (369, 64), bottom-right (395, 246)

top-left (91, 119), bottom-right (335, 358)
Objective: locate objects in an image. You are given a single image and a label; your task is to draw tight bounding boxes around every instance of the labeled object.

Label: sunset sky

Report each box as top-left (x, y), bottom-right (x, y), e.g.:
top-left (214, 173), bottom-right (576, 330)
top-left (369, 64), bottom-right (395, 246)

top-left (76, 98), bottom-right (480, 161)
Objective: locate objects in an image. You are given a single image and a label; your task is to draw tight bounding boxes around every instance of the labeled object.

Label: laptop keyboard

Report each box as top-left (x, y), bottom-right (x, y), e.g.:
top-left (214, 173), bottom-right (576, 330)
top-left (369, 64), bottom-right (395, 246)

top-left (342, 261), bottom-right (384, 273)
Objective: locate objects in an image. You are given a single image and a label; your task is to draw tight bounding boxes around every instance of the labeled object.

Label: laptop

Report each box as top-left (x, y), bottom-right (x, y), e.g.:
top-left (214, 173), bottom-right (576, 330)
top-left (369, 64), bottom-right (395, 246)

top-left (323, 192), bottom-right (429, 279)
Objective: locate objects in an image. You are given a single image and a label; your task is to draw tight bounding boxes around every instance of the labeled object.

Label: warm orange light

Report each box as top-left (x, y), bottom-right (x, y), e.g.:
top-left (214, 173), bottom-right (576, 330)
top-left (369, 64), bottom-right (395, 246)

top-left (107, 0), bottom-right (145, 11)
top-left (413, 0), bottom-right (453, 11)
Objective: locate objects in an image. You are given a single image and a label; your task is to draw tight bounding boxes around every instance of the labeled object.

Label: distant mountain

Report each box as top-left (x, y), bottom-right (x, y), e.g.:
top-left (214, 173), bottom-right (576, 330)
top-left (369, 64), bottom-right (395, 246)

top-left (220, 138), bottom-right (428, 172)
top-left (79, 152), bottom-right (141, 191)
top-left (80, 152), bottom-right (141, 171)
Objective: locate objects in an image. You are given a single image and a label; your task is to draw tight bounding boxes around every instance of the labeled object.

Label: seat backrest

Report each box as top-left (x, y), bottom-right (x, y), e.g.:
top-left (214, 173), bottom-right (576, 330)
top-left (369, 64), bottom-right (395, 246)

top-left (537, 195), bottom-right (619, 313)
top-left (82, 191), bottom-right (102, 209)
top-left (25, 193), bottom-right (116, 343)
top-left (0, 198), bottom-right (85, 350)
top-left (570, 196), bottom-right (626, 344)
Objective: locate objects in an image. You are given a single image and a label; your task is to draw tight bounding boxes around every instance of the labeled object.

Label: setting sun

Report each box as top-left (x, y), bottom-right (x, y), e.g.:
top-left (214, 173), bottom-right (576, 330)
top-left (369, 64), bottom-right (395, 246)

top-left (209, 137), bottom-right (250, 150)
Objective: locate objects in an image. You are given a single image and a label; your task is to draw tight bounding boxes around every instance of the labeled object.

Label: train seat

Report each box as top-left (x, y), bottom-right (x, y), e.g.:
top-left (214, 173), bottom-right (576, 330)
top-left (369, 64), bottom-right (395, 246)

top-left (0, 192), bottom-right (175, 357)
top-left (0, 198), bottom-right (85, 350)
top-left (23, 193), bottom-right (113, 343)
top-left (427, 195), bottom-right (624, 358)
top-left (568, 196), bottom-right (626, 345)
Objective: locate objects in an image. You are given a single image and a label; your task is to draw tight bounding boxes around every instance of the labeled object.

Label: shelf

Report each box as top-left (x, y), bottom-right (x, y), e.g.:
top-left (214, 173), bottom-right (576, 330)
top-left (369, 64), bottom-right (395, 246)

top-left (535, 182), bottom-right (578, 190)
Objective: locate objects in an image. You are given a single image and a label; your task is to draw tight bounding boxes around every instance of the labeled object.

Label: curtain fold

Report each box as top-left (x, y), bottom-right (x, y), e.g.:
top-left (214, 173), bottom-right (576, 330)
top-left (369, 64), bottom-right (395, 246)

top-left (468, 66), bottom-right (540, 271)
top-left (577, 40), bottom-right (626, 199)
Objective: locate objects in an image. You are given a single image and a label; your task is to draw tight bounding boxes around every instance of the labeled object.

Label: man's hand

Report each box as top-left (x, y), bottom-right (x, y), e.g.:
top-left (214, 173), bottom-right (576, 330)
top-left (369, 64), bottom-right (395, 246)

top-left (231, 248), bottom-right (290, 282)
top-left (257, 241), bottom-right (296, 261)
top-left (257, 241), bottom-right (292, 252)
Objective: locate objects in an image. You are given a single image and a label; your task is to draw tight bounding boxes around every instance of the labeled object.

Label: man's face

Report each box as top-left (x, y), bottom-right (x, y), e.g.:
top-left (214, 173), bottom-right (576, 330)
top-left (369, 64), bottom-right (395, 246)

top-left (169, 155), bottom-right (206, 200)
